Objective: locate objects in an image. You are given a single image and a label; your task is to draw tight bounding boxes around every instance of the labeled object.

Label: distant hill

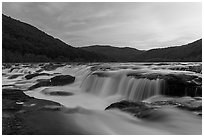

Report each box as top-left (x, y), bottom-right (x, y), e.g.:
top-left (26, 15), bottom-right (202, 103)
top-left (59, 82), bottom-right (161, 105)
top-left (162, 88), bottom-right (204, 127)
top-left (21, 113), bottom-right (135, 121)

top-left (81, 45), bottom-right (144, 62)
top-left (134, 39), bottom-right (202, 62)
top-left (81, 40), bottom-right (202, 62)
top-left (2, 14), bottom-right (107, 63)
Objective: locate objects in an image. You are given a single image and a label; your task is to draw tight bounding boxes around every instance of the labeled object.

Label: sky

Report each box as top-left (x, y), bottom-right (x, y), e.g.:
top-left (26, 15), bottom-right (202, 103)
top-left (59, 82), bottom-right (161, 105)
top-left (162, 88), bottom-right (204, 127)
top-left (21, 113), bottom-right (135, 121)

top-left (2, 2), bottom-right (202, 50)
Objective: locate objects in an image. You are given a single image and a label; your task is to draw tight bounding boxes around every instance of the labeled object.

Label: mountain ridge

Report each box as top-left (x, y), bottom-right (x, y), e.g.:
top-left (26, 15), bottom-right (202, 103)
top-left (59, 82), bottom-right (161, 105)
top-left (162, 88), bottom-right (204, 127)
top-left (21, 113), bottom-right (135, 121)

top-left (81, 39), bottom-right (202, 62)
top-left (2, 14), bottom-right (202, 62)
top-left (2, 14), bottom-right (108, 63)
top-left (81, 45), bottom-right (144, 62)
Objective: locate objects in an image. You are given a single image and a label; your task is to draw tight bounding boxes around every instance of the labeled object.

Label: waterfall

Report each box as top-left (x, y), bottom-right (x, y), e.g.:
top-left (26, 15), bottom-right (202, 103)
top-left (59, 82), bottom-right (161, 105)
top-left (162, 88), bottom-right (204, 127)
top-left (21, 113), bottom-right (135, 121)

top-left (81, 72), bottom-right (165, 101)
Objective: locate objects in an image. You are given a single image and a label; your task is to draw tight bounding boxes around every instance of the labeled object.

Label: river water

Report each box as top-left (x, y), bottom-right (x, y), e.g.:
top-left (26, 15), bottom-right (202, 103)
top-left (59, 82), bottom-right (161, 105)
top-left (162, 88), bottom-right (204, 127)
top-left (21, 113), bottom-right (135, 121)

top-left (2, 62), bottom-right (202, 134)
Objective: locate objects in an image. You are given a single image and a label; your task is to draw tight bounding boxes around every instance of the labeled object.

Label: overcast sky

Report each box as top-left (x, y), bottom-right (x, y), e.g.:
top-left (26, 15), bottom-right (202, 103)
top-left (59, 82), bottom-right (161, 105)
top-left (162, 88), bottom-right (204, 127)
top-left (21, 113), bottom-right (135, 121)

top-left (2, 2), bottom-right (202, 50)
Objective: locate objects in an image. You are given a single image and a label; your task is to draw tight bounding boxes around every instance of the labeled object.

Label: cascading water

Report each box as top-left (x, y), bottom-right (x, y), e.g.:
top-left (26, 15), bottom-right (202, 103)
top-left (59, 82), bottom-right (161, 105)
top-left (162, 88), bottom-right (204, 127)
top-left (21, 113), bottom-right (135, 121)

top-left (80, 71), bottom-right (165, 101)
top-left (2, 63), bottom-right (202, 134)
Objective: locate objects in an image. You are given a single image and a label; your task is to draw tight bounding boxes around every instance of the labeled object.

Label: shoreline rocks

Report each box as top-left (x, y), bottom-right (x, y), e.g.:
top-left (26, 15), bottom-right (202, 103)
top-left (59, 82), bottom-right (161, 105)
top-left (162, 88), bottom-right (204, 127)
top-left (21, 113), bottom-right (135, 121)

top-left (2, 88), bottom-right (64, 135)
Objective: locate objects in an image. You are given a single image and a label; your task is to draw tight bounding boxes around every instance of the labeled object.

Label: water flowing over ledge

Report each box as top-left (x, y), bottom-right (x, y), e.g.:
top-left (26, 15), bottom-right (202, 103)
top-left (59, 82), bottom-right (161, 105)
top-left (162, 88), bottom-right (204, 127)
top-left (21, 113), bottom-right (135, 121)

top-left (2, 62), bottom-right (202, 134)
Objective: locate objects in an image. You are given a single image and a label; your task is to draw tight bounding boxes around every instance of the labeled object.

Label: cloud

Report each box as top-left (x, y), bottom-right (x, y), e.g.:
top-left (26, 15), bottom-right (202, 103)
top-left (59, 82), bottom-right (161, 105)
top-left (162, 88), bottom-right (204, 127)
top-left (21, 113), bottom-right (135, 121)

top-left (2, 2), bottom-right (202, 50)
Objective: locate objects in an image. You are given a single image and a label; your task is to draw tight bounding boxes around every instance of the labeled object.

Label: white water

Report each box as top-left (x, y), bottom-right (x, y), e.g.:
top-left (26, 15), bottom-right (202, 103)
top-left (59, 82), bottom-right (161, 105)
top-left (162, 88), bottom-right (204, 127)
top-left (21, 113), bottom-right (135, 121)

top-left (2, 63), bottom-right (202, 134)
top-left (81, 72), bottom-right (165, 101)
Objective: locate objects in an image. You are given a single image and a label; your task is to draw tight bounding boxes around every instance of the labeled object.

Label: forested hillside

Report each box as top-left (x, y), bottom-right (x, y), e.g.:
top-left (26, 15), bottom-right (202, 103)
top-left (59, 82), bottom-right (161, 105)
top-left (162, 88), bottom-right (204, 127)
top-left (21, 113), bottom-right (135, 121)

top-left (2, 14), bottom-right (107, 63)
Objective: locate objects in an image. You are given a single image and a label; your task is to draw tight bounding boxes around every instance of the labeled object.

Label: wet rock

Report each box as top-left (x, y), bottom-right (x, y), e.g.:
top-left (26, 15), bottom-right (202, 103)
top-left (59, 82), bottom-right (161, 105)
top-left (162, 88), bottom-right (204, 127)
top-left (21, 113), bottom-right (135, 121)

top-left (28, 80), bottom-right (50, 90)
top-left (2, 73), bottom-right (7, 76)
top-left (9, 67), bottom-right (21, 73)
top-left (8, 74), bottom-right (23, 79)
top-left (2, 84), bottom-right (16, 87)
top-left (106, 97), bottom-right (202, 120)
top-left (25, 73), bottom-right (51, 80)
top-left (92, 72), bottom-right (110, 77)
top-left (90, 66), bottom-right (110, 72)
top-left (155, 63), bottom-right (169, 66)
top-left (127, 73), bottom-right (202, 97)
top-left (163, 74), bottom-right (202, 97)
top-left (39, 105), bottom-right (62, 111)
top-left (2, 89), bottom-right (32, 101)
top-left (50, 75), bottom-right (75, 86)
top-left (28, 75), bottom-right (75, 90)
top-left (35, 69), bottom-right (44, 73)
top-left (149, 96), bottom-right (202, 115)
top-left (105, 100), bottom-right (155, 119)
top-left (41, 90), bottom-right (74, 96)
top-left (176, 99), bottom-right (202, 111)
top-left (169, 65), bottom-right (202, 73)
top-left (2, 88), bottom-right (63, 135)
top-left (3, 64), bottom-right (12, 69)
top-left (41, 63), bottom-right (65, 71)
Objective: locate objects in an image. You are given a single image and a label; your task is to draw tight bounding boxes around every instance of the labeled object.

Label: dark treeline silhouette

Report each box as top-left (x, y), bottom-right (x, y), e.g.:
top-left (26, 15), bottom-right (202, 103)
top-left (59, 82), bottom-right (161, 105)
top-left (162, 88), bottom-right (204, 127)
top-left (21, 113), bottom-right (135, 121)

top-left (82, 39), bottom-right (202, 62)
top-left (2, 14), bottom-right (202, 63)
top-left (81, 46), bottom-right (144, 62)
top-left (134, 39), bottom-right (202, 62)
top-left (2, 14), bottom-right (108, 63)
